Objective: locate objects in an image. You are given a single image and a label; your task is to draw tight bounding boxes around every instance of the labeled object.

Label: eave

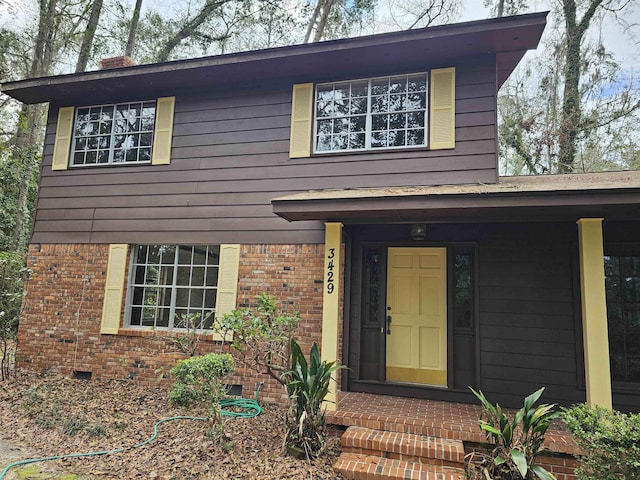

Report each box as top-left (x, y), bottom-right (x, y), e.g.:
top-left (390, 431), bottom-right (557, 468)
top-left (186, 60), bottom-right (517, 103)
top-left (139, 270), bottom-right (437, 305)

top-left (2, 12), bottom-right (547, 105)
top-left (271, 171), bottom-right (640, 223)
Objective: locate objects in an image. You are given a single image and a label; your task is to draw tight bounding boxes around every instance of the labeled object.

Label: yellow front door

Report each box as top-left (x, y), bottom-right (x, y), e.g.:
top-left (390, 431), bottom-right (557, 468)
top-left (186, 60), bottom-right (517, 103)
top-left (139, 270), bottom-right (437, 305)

top-left (386, 247), bottom-right (447, 386)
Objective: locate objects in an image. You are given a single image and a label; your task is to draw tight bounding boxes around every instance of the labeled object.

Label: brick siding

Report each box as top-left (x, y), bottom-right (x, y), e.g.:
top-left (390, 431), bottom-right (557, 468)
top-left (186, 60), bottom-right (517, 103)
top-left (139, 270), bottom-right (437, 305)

top-left (17, 243), bottom-right (332, 404)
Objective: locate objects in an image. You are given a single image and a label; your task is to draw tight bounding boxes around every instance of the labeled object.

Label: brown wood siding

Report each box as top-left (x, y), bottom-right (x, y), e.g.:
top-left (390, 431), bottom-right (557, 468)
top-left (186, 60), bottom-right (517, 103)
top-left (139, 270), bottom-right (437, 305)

top-left (33, 61), bottom-right (497, 244)
top-left (476, 223), bottom-right (584, 408)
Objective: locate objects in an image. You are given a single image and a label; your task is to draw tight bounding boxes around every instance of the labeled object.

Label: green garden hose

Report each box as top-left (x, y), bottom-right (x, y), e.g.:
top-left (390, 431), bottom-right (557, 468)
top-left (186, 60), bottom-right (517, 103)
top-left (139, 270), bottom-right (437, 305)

top-left (0, 390), bottom-right (263, 480)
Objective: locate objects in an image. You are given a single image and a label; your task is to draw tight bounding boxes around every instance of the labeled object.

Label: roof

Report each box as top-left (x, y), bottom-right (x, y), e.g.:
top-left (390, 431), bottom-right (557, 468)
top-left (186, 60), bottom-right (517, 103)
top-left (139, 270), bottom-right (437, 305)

top-left (271, 170), bottom-right (640, 223)
top-left (2, 12), bottom-right (547, 105)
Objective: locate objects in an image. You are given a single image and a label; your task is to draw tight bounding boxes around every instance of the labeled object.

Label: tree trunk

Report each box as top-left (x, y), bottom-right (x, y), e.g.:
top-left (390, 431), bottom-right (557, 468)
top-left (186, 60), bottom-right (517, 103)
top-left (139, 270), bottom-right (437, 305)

top-left (557, 0), bottom-right (603, 173)
top-left (125, 0), bottom-right (143, 57)
top-left (312, 0), bottom-right (335, 42)
top-left (11, 0), bottom-right (59, 251)
top-left (155, 0), bottom-right (230, 62)
top-left (303, 0), bottom-right (323, 43)
top-left (75, 0), bottom-right (103, 72)
top-left (497, 0), bottom-right (504, 17)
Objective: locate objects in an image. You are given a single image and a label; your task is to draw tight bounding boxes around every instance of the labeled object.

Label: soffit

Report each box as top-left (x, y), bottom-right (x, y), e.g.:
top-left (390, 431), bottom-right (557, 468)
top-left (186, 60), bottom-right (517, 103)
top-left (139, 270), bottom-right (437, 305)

top-left (271, 171), bottom-right (640, 223)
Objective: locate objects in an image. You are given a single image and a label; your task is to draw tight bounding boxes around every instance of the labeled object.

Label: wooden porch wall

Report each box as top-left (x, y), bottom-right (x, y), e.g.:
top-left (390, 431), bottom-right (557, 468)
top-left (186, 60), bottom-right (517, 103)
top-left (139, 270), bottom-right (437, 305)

top-left (346, 222), bottom-right (640, 412)
top-left (32, 60), bottom-right (497, 245)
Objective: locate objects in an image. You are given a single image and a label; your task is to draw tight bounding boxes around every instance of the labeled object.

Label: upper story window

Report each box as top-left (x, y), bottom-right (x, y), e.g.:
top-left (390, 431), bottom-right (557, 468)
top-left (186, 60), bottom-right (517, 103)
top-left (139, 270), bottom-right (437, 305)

top-left (314, 73), bottom-right (428, 153)
top-left (71, 101), bottom-right (156, 166)
top-left (127, 244), bottom-right (220, 331)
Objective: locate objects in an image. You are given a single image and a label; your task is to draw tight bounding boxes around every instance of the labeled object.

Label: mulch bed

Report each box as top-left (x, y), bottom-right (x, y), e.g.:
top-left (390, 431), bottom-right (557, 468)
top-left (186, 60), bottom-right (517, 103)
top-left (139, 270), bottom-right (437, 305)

top-left (0, 372), bottom-right (345, 479)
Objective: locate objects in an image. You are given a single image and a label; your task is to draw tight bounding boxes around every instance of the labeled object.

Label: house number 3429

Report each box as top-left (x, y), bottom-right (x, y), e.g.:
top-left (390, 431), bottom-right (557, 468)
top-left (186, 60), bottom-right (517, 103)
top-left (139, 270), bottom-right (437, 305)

top-left (326, 248), bottom-right (335, 294)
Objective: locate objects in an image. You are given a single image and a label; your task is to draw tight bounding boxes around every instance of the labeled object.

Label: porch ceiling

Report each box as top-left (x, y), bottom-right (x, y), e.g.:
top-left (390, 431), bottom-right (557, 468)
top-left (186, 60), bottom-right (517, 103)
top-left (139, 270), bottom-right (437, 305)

top-left (271, 171), bottom-right (640, 223)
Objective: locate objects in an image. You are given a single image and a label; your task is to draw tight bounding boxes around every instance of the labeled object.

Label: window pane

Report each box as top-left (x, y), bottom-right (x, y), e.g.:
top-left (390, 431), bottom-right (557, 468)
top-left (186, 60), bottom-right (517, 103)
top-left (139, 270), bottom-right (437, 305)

top-left (372, 114), bottom-right (387, 131)
top-left (604, 256), bottom-right (619, 276)
top-left (371, 131), bottom-right (388, 148)
top-left (389, 76), bottom-right (407, 94)
top-left (389, 130), bottom-right (405, 147)
top-left (316, 135), bottom-right (332, 151)
top-left (177, 246), bottom-right (193, 264)
top-left (407, 92), bottom-right (426, 110)
top-left (371, 95), bottom-right (388, 113)
top-left (333, 118), bottom-right (349, 134)
top-left (408, 74), bottom-right (427, 92)
top-left (192, 267), bottom-right (205, 286)
top-left (371, 78), bottom-right (388, 95)
top-left (388, 94), bottom-right (404, 112)
top-left (205, 267), bottom-right (219, 286)
top-left (204, 289), bottom-right (217, 309)
top-left (350, 97), bottom-right (367, 115)
top-left (349, 133), bottom-right (365, 150)
top-left (332, 135), bottom-right (348, 150)
top-left (350, 116), bottom-right (366, 133)
top-left (622, 257), bottom-right (640, 276)
top-left (176, 266), bottom-right (191, 285)
top-left (190, 289), bottom-right (204, 308)
top-left (407, 129), bottom-right (425, 146)
top-left (207, 246), bottom-right (220, 266)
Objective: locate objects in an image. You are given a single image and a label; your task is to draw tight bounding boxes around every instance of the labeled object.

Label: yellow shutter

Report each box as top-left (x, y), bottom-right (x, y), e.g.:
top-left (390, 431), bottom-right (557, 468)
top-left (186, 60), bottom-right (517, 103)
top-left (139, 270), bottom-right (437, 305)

top-left (289, 83), bottom-right (314, 158)
top-left (100, 244), bottom-right (128, 335)
top-left (213, 244), bottom-right (240, 340)
top-left (51, 107), bottom-right (74, 171)
top-left (430, 67), bottom-right (456, 150)
top-left (152, 96), bottom-right (175, 165)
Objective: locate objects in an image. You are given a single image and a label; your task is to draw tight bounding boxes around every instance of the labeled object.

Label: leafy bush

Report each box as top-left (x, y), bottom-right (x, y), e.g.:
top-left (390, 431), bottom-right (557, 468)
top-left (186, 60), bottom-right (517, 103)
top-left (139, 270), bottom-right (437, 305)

top-left (0, 250), bottom-right (29, 380)
top-left (215, 293), bottom-right (300, 386)
top-left (562, 404), bottom-right (640, 480)
top-left (283, 338), bottom-right (343, 459)
top-left (169, 353), bottom-right (234, 440)
top-left (467, 387), bottom-right (559, 480)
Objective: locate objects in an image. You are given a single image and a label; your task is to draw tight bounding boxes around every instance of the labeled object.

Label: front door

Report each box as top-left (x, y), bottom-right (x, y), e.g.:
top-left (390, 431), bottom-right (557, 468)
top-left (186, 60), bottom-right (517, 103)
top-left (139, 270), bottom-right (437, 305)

top-left (385, 247), bottom-right (447, 386)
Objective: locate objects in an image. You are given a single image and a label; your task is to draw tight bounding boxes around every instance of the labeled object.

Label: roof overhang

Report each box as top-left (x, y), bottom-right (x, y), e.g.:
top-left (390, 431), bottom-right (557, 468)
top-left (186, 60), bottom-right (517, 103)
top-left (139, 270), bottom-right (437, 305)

top-left (2, 12), bottom-right (547, 105)
top-left (271, 171), bottom-right (640, 223)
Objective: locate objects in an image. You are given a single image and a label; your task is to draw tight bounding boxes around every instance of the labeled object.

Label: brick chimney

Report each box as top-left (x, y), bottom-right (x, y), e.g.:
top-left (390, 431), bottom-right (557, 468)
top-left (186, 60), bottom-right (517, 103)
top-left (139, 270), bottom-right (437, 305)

top-left (100, 56), bottom-right (136, 70)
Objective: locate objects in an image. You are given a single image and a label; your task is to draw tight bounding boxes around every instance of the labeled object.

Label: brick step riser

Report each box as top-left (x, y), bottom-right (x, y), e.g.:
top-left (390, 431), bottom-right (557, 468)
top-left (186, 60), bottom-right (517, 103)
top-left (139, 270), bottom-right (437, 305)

top-left (334, 453), bottom-right (466, 480)
top-left (341, 426), bottom-right (465, 466)
top-left (342, 446), bottom-right (463, 468)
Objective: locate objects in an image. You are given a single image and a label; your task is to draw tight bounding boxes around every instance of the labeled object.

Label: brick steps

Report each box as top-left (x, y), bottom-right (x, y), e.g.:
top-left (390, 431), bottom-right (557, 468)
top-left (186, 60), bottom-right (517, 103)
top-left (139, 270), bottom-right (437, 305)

top-left (334, 452), bottom-right (466, 480)
top-left (334, 426), bottom-right (466, 480)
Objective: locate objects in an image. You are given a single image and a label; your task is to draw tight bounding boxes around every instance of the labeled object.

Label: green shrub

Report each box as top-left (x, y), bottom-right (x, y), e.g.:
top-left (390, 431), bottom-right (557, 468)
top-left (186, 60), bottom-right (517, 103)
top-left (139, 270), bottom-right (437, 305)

top-left (215, 293), bottom-right (300, 386)
top-left (467, 387), bottom-right (559, 480)
top-left (561, 404), bottom-right (640, 480)
top-left (169, 353), bottom-right (234, 441)
top-left (283, 338), bottom-right (344, 459)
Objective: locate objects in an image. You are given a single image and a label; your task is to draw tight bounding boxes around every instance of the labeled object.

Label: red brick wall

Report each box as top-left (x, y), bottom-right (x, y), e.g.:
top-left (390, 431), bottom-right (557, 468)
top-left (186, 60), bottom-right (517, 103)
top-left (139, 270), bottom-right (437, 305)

top-left (18, 243), bottom-right (332, 404)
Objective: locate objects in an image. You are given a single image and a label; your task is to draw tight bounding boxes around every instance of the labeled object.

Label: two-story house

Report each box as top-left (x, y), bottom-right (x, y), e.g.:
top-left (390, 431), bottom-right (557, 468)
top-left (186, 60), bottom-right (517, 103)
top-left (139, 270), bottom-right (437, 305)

top-left (3, 12), bottom-right (640, 418)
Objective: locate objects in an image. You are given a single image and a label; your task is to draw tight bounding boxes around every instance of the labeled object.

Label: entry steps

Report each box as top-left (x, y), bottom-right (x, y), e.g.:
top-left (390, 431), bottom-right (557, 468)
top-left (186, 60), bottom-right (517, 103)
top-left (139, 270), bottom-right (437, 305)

top-left (334, 426), bottom-right (466, 480)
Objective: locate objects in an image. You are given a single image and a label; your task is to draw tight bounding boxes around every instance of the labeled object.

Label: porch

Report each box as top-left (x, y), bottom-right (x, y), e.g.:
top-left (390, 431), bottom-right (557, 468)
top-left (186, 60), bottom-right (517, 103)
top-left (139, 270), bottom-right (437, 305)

top-left (328, 391), bottom-right (580, 480)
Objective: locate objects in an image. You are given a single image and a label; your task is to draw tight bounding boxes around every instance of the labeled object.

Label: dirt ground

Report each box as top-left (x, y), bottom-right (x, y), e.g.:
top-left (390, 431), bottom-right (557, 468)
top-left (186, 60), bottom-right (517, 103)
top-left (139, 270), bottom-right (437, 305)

top-left (0, 372), bottom-right (345, 479)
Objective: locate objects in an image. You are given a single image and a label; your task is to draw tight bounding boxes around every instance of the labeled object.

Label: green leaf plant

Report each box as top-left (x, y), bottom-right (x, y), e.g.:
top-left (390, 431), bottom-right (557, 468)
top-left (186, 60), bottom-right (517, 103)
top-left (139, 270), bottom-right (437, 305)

top-left (169, 353), bottom-right (234, 441)
top-left (283, 338), bottom-right (344, 460)
top-left (466, 387), bottom-right (560, 480)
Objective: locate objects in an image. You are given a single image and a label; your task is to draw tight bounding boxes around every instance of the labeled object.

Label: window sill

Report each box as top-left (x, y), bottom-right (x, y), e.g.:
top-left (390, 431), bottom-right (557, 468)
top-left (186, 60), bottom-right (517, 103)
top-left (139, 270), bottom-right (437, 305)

top-left (116, 328), bottom-right (229, 343)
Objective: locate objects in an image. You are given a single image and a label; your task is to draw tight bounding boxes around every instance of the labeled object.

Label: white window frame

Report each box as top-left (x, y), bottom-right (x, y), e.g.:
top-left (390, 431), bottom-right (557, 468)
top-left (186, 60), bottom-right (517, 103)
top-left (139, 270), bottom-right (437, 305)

top-left (125, 245), bottom-right (220, 331)
top-left (313, 72), bottom-right (429, 154)
top-left (70, 100), bottom-right (156, 167)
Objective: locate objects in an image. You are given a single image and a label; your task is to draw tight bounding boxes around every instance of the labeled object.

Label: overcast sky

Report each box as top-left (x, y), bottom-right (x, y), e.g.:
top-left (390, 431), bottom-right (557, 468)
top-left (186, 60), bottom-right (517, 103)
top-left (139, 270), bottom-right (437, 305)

top-left (0, 0), bottom-right (637, 73)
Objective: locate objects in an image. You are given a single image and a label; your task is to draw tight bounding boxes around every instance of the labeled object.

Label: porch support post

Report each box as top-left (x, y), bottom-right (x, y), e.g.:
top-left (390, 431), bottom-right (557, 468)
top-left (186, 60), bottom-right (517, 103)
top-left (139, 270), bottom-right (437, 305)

top-left (577, 218), bottom-right (612, 409)
top-left (321, 222), bottom-right (343, 411)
